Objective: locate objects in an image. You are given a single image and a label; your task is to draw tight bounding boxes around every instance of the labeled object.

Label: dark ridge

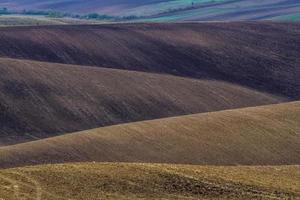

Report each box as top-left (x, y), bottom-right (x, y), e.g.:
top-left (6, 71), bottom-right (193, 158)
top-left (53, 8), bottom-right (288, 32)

top-left (0, 58), bottom-right (283, 145)
top-left (0, 22), bottom-right (299, 98)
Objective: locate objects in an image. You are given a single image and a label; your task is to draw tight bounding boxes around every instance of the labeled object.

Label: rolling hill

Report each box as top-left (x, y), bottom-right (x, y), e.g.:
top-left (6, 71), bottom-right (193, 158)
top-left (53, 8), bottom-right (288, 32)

top-left (0, 57), bottom-right (283, 146)
top-left (0, 0), bottom-right (165, 15)
top-left (0, 15), bottom-right (298, 200)
top-left (0, 22), bottom-right (299, 99)
top-left (0, 6), bottom-right (299, 199)
top-left (0, 15), bottom-right (104, 27)
top-left (0, 101), bottom-right (299, 168)
top-left (0, 0), bottom-right (300, 21)
top-left (0, 163), bottom-right (299, 199)
top-left (146, 0), bottom-right (300, 21)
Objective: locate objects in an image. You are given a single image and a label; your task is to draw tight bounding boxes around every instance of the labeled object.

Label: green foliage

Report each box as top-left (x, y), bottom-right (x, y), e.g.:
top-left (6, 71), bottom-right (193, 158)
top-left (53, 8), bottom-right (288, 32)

top-left (21, 10), bottom-right (50, 16)
top-left (120, 15), bottom-right (141, 20)
top-left (277, 13), bottom-right (300, 21)
top-left (0, 7), bottom-right (9, 15)
top-left (48, 11), bottom-right (66, 18)
top-left (84, 13), bottom-right (114, 20)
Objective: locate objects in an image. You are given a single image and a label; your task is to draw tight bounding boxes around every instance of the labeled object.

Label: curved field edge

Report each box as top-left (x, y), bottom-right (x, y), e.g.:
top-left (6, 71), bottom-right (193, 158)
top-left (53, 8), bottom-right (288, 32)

top-left (0, 101), bottom-right (299, 168)
top-left (0, 57), bottom-right (284, 145)
top-left (0, 22), bottom-right (299, 99)
top-left (0, 163), bottom-right (299, 200)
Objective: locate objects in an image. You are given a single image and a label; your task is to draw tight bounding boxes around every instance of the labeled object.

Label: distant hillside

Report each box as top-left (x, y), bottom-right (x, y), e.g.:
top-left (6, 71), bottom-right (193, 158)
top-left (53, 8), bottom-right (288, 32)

top-left (0, 15), bottom-right (103, 27)
top-left (0, 0), bottom-right (166, 15)
top-left (0, 57), bottom-right (282, 146)
top-left (0, 22), bottom-right (299, 98)
top-left (146, 0), bottom-right (300, 21)
top-left (0, 101), bottom-right (299, 168)
top-left (0, 0), bottom-right (299, 21)
top-left (0, 163), bottom-right (299, 199)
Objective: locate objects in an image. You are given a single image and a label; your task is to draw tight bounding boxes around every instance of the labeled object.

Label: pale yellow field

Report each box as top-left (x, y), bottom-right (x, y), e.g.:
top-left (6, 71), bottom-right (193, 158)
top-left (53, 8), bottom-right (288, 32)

top-left (0, 163), bottom-right (299, 200)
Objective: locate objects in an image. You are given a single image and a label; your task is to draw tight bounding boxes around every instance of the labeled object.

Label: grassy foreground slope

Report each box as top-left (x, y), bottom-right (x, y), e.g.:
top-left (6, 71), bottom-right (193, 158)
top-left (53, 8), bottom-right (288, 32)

top-left (0, 22), bottom-right (299, 98)
top-left (1, 101), bottom-right (299, 168)
top-left (0, 57), bottom-right (283, 146)
top-left (0, 163), bottom-right (299, 200)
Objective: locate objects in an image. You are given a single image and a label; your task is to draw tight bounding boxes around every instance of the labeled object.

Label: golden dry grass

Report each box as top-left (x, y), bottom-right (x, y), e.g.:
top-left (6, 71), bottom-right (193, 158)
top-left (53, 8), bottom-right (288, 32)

top-left (0, 163), bottom-right (299, 200)
top-left (0, 101), bottom-right (299, 168)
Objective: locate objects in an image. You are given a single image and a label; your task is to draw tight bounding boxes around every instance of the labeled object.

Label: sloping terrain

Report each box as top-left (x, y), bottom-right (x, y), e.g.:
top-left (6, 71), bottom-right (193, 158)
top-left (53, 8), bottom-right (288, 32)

top-left (0, 101), bottom-right (299, 168)
top-left (0, 19), bottom-right (298, 200)
top-left (0, 0), bottom-right (165, 15)
top-left (0, 0), bottom-right (300, 21)
top-left (0, 22), bottom-right (299, 98)
top-left (0, 15), bottom-right (65, 26)
top-left (0, 15), bottom-right (103, 27)
top-left (0, 163), bottom-right (299, 199)
top-left (0, 57), bottom-right (282, 146)
top-left (148, 0), bottom-right (300, 21)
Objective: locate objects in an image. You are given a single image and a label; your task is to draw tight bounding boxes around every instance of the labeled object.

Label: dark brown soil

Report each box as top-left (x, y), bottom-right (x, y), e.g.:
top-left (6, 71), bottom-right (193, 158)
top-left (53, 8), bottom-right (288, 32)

top-left (0, 22), bottom-right (299, 98)
top-left (0, 58), bottom-right (282, 145)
